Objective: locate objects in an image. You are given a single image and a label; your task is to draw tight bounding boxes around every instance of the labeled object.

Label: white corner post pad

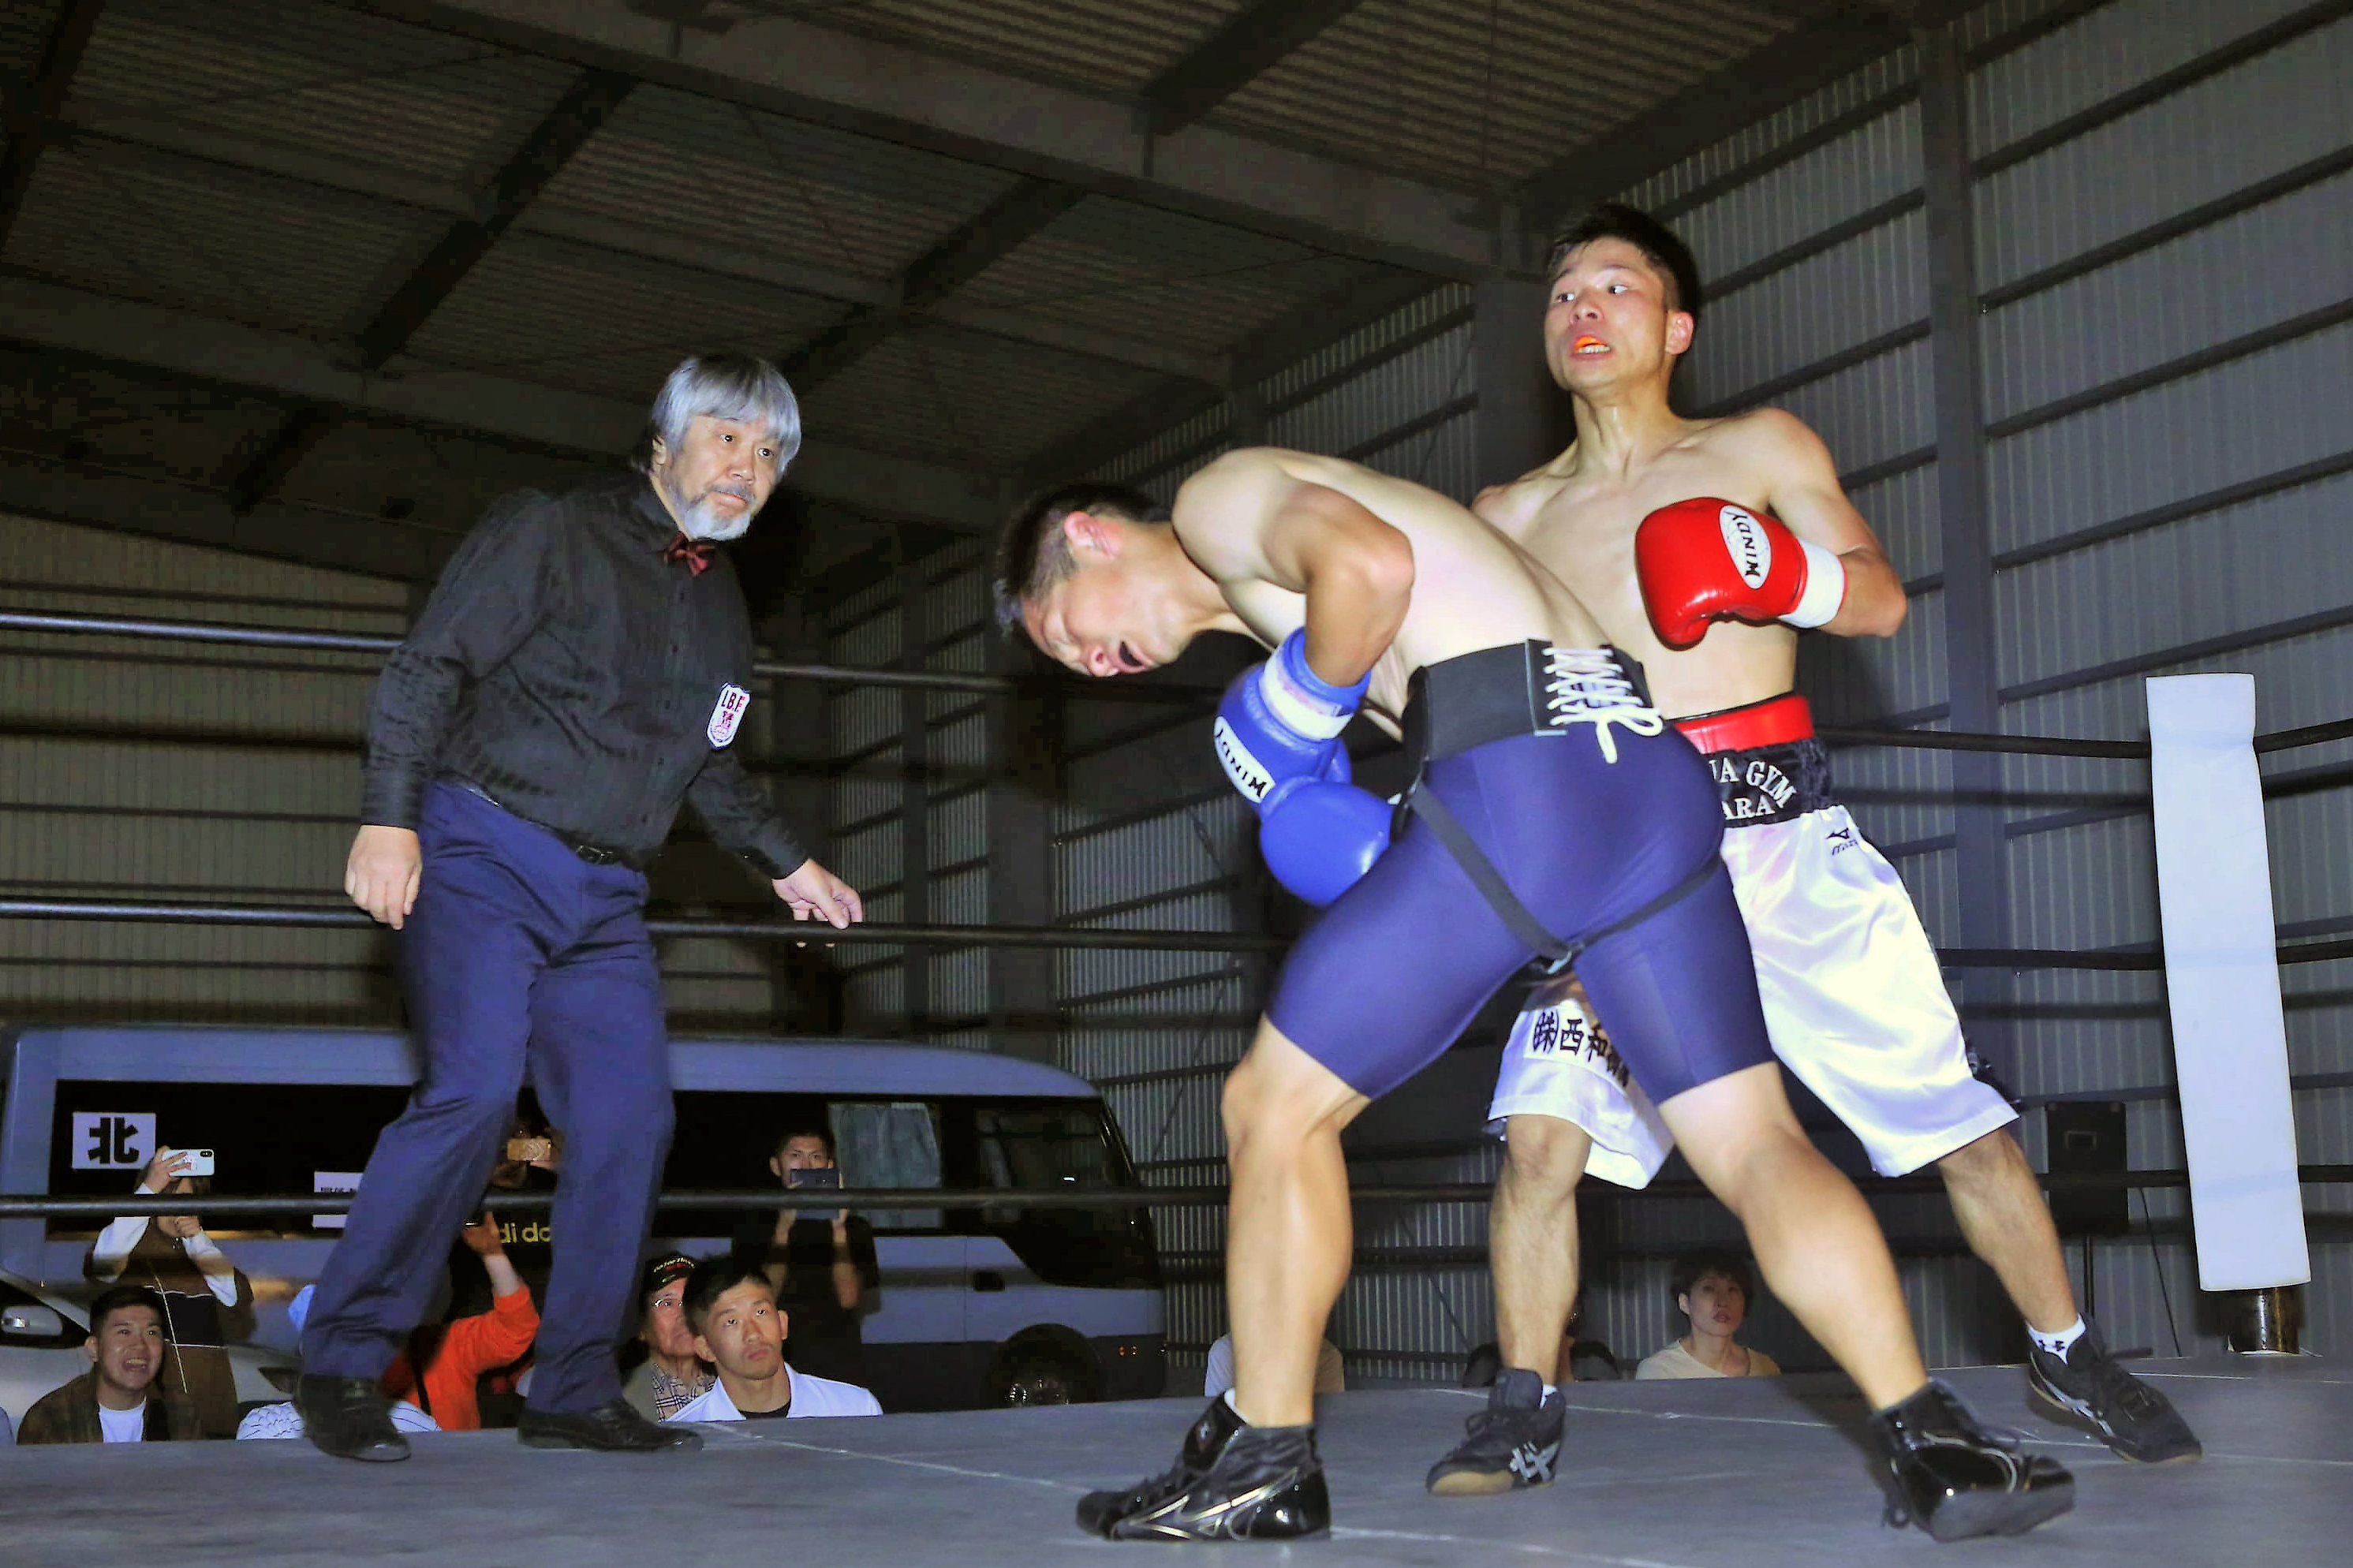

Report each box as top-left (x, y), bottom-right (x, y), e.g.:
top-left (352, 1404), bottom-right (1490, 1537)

top-left (2146, 674), bottom-right (2310, 1293)
top-left (1782, 538), bottom-right (1848, 629)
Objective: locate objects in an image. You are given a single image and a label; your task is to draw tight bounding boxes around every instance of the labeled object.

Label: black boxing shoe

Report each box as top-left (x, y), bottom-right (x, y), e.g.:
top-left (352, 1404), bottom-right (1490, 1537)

top-left (294, 1373), bottom-right (409, 1463)
top-left (1869, 1381), bottom-right (2074, 1543)
top-left (1426, 1368), bottom-right (1563, 1495)
top-left (1077, 1406), bottom-right (1329, 1542)
top-left (2026, 1320), bottom-right (2202, 1464)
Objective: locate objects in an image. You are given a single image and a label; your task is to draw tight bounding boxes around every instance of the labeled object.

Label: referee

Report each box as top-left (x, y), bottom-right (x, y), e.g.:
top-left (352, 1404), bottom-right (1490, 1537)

top-left (297, 353), bottom-right (861, 1461)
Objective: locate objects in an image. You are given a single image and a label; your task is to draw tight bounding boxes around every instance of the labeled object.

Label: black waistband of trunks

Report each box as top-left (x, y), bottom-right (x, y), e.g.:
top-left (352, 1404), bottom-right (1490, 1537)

top-left (1703, 735), bottom-right (1837, 827)
top-left (1401, 641), bottom-right (1655, 770)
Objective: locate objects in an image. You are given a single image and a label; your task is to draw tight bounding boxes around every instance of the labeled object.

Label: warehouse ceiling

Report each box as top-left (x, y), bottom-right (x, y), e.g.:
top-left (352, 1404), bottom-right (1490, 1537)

top-left (0, 0), bottom-right (1923, 598)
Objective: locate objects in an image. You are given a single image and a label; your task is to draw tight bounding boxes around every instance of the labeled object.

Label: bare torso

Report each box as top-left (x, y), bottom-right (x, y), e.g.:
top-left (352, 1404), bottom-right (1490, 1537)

top-left (1175, 450), bottom-right (1608, 726)
top-left (1480, 411), bottom-right (1805, 719)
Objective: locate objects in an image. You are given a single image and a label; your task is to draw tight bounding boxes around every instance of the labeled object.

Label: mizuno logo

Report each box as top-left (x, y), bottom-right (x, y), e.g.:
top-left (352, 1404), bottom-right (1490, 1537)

top-left (1132, 1472), bottom-right (1298, 1540)
top-left (1719, 504), bottom-right (1772, 590)
top-left (1213, 718), bottom-right (1272, 803)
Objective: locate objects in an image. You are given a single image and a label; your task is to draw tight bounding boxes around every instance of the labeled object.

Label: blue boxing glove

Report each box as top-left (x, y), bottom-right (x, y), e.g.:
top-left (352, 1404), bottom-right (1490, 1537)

top-left (1213, 629), bottom-right (1369, 812)
top-left (1260, 780), bottom-right (1393, 906)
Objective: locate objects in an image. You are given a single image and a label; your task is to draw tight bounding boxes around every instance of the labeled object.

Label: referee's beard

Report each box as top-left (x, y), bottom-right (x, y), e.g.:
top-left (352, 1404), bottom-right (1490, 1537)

top-left (666, 478), bottom-right (760, 542)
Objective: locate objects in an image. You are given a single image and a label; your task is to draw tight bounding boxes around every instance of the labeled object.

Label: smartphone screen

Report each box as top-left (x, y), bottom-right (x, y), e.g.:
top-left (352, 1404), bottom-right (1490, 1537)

top-left (786, 1167), bottom-right (842, 1190)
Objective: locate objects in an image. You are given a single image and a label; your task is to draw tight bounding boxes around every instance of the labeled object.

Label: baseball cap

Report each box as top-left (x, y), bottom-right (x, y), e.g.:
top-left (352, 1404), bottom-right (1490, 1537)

top-left (640, 1252), bottom-right (695, 1302)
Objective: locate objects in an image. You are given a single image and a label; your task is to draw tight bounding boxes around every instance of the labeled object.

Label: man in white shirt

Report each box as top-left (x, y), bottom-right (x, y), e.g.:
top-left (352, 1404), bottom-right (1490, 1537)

top-left (666, 1259), bottom-right (880, 1423)
top-left (17, 1286), bottom-right (200, 1444)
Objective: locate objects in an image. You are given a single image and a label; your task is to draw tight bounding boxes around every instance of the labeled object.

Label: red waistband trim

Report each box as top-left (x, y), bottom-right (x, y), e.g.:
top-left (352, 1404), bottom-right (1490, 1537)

top-left (1672, 693), bottom-right (1815, 754)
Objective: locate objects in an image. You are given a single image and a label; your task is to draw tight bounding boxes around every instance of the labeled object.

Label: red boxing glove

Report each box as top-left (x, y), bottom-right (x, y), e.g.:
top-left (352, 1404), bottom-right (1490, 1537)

top-left (1634, 498), bottom-right (1847, 649)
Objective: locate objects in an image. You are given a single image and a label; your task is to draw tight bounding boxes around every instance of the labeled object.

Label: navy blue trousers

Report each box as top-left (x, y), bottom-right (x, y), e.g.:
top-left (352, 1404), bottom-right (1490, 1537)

top-left (302, 782), bottom-right (674, 1413)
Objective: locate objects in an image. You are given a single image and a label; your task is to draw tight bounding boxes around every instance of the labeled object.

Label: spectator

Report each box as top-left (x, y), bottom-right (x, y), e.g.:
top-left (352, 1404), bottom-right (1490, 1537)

top-left (1636, 1249), bottom-right (1781, 1380)
top-left (1463, 1302), bottom-right (1619, 1387)
top-left (667, 1258), bottom-right (880, 1422)
top-left (85, 1147), bottom-right (258, 1437)
top-left (237, 1286), bottom-right (443, 1441)
top-left (623, 1253), bottom-right (714, 1421)
top-left (1206, 1333), bottom-right (1344, 1400)
top-left (731, 1117), bottom-right (878, 1385)
top-left (379, 1211), bottom-right (540, 1430)
top-left (17, 1286), bottom-right (200, 1444)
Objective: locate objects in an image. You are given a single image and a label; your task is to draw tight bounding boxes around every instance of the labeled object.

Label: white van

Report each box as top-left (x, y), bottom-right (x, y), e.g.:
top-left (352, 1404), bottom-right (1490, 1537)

top-left (0, 1025), bottom-right (1166, 1412)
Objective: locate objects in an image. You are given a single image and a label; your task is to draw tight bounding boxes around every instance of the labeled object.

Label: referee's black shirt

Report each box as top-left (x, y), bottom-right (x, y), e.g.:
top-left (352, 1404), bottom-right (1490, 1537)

top-left (360, 476), bottom-right (805, 875)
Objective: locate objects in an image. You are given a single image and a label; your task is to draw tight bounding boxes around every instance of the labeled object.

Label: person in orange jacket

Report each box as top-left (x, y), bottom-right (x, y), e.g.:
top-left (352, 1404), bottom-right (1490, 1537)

top-left (379, 1211), bottom-right (540, 1431)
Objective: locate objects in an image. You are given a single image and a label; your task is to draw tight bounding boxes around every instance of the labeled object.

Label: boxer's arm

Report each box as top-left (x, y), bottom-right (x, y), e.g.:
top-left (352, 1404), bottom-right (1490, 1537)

top-left (1746, 410), bottom-right (1906, 639)
top-left (1175, 451), bottom-right (1413, 686)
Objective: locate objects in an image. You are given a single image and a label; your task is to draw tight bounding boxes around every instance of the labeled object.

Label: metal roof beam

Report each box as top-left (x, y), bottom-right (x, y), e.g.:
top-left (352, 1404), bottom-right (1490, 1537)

top-left (344, 0), bottom-right (1500, 276)
top-left (0, 274), bottom-right (1005, 529)
top-left (1139, 0), bottom-right (1369, 137)
top-left (782, 175), bottom-right (1087, 390)
top-left (1016, 267), bottom-right (1449, 488)
top-left (1510, 2), bottom-right (1914, 230)
top-left (350, 66), bottom-right (634, 368)
top-left (0, 448), bottom-right (452, 583)
top-left (217, 65), bottom-right (633, 513)
top-left (46, 109), bottom-right (1219, 382)
top-left (0, 0), bottom-right (108, 250)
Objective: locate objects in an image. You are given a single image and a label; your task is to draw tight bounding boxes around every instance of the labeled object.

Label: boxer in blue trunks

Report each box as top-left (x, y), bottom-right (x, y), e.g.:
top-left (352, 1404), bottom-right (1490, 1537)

top-left (995, 449), bottom-right (2067, 1544)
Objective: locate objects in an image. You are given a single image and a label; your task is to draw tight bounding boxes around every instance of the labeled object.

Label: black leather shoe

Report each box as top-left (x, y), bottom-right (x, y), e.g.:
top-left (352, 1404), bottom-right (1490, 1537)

top-left (516, 1398), bottom-right (704, 1453)
top-left (1078, 1417), bottom-right (1329, 1542)
top-left (295, 1374), bottom-right (409, 1463)
top-left (1871, 1381), bottom-right (2073, 1542)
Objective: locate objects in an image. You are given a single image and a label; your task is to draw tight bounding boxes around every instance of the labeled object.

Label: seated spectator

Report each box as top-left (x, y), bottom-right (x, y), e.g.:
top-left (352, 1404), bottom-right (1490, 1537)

top-left (1205, 1332), bottom-right (1344, 1399)
top-left (18, 1286), bottom-right (199, 1443)
top-left (622, 1252), bottom-right (714, 1421)
top-left (731, 1115), bottom-right (878, 1386)
top-left (84, 1147), bottom-right (257, 1438)
top-left (1461, 1303), bottom-right (1619, 1388)
top-left (667, 1258), bottom-right (880, 1422)
top-left (380, 1211), bottom-right (540, 1430)
top-left (239, 1286), bottom-right (443, 1439)
top-left (1635, 1249), bottom-right (1780, 1380)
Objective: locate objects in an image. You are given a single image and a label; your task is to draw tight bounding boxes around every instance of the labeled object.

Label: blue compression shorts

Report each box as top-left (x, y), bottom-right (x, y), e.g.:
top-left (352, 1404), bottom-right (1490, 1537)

top-left (1265, 644), bottom-right (1776, 1104)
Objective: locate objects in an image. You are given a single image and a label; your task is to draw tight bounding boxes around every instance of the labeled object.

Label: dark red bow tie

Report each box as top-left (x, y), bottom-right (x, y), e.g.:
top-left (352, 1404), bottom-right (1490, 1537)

top-left (664, 532), bottom-right (714, 576)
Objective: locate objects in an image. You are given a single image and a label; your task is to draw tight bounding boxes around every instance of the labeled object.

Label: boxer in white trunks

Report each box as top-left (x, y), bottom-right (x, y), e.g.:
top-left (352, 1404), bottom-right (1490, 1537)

top-left (1423, 204), bottom-right (2199, 1500)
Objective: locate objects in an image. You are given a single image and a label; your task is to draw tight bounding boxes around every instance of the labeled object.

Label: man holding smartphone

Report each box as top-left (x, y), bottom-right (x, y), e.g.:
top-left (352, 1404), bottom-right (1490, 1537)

top-left (732, 1118), bottom-right (877, 1386)
top-left (86, 1147), bottom-right (256, 1438)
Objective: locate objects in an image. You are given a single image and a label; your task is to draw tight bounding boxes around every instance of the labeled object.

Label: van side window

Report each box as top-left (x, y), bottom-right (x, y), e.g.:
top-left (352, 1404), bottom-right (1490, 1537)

top-left (42, 1079), bottom-right (412, 1239)
top-left (831, 1101), bottom-right (944, 1231)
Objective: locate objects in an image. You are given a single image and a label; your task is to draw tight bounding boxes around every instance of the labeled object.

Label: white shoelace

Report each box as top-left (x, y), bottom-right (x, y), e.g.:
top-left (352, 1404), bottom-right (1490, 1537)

top-left (1542, 647), bottom-right (1664, 763)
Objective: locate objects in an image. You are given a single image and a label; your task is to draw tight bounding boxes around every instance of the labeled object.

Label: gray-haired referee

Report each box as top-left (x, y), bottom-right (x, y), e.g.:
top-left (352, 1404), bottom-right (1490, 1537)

top-left (297, 354), bottom-right (862, 1461)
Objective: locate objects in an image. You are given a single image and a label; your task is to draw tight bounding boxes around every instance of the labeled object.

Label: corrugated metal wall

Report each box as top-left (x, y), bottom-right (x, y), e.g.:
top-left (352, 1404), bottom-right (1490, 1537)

top-left (823, 539), bottom-right (997, 1045)
top-left (0, 512), bottom-right (405, 1021)
top-left (1042, 0), bottom-right (2353, 1386)
top-left (0, 510), bottom-right (824, 1034)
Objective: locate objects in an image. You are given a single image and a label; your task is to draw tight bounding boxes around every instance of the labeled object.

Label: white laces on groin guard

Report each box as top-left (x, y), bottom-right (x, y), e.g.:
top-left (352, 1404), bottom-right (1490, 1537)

top-left (1542, 647), bottom-right (1664, 763)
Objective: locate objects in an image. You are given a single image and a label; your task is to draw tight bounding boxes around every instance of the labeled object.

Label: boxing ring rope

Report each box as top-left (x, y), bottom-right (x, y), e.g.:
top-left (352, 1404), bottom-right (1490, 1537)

top-left (3, 603), bottom-right (2351, 968)
top-left (7, 1165), bottom-right (2351, 1222)
top-left (6, 607), bottom-right (2349, 746)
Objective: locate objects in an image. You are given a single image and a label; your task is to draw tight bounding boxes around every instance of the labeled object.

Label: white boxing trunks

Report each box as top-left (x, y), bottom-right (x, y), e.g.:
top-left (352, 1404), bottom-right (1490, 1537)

top-left (1488, 692), bottom-right (2017, 1181)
